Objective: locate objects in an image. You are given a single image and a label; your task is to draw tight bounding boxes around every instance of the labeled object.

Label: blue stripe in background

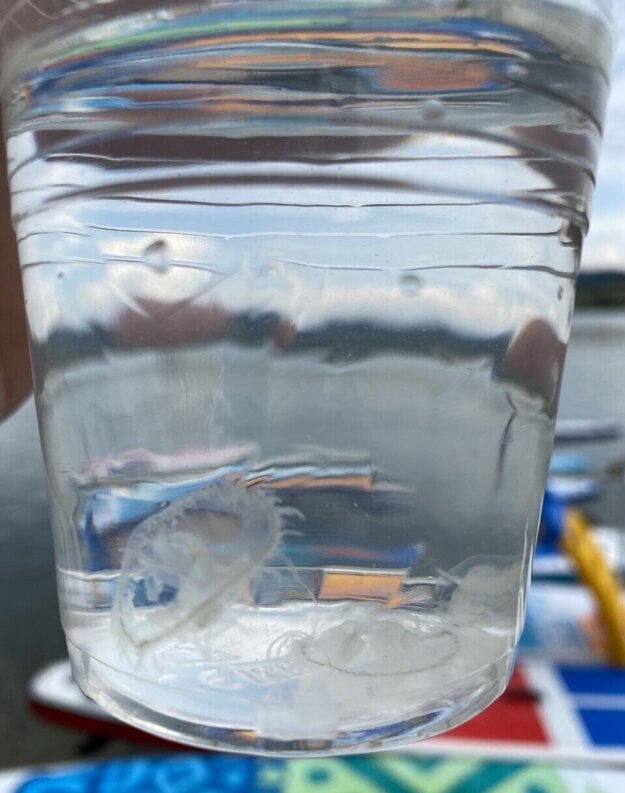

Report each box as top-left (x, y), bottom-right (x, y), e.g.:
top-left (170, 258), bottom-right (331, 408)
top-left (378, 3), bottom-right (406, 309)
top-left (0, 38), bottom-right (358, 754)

top-left (577, 708), bottom-right (625, 747)
top-left (558, 665), bottom-right (625, 696)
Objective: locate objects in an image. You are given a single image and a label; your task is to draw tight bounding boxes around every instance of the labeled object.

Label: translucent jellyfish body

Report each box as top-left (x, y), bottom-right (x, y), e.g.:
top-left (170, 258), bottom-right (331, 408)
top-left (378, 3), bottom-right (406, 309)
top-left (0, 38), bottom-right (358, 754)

top-left (114, 481), bottom-right (290, 647)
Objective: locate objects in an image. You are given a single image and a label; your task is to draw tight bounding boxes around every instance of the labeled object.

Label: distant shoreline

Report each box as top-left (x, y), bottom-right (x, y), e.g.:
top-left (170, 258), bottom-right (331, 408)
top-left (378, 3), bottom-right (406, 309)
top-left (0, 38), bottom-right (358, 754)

top-left (576, 270), bottom-right (625, 309)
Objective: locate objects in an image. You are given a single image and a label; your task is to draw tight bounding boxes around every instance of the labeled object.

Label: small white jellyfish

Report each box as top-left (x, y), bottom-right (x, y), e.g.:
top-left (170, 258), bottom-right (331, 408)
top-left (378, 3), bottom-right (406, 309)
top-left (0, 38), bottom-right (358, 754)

top-left (447, 560), bottom-right (523, 629)
top-left (114, 481), bottom-right (294, 648)
top-left (299, 607), bottom-right (457, 676)
top-left (399, 273), bottom-right (422, 295)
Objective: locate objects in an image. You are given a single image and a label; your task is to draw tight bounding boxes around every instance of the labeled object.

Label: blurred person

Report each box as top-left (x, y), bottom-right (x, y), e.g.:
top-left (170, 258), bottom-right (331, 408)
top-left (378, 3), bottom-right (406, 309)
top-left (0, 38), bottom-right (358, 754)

top-left (1, 110), bottom-right (31, 420)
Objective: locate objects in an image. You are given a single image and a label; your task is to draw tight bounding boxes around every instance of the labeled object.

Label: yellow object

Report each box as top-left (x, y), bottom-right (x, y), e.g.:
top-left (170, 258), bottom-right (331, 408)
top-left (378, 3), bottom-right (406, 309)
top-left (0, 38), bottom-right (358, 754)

top-left (560, 509), bottom-right (625, 666)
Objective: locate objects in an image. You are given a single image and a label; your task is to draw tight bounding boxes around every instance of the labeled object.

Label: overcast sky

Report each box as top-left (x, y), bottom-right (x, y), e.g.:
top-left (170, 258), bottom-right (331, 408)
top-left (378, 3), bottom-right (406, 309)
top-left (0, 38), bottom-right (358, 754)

top-left (581, 16), bottom-right (625, 271)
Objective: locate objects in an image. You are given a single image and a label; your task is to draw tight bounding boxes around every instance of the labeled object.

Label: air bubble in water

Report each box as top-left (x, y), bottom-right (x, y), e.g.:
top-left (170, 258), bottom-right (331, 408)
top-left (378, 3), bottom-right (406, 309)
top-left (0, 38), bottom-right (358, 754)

top-left (565, 107), bottom-right (588, 130)
top-left (559, 221), bottom-right (582, 249)
top-left (143, 239), bottom-right (170, 272)
top-left (399, 273), bottom-right (422, 295)
top-left (506, 63), bottom-right (528, 80)
top-left (420, 99), bottom-right (445, 122)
